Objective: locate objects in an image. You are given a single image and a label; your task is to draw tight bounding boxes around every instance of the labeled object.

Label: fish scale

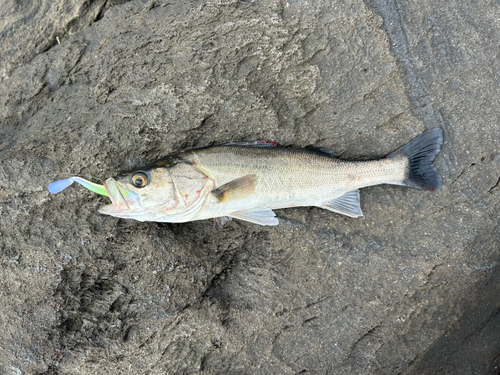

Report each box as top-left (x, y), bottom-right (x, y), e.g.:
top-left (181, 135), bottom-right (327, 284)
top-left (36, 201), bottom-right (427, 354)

top-left (186, 146), bottom-right (408, 220)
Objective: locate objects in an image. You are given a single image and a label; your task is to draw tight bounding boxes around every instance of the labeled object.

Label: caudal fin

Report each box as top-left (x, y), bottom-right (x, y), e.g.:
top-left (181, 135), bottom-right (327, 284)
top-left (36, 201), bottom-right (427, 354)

top-left (387, 128), bottom-right (444, 190)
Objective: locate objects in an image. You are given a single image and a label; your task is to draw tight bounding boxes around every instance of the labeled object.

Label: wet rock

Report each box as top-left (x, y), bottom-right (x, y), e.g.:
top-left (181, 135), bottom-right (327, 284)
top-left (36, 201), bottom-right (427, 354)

top-left (0, 0), bottom-right (498, 374)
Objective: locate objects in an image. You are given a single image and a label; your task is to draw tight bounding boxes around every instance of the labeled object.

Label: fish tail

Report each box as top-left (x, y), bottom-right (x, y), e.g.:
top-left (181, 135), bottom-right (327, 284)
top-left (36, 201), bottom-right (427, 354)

top-left (387, 128), bottom-right (444, 190)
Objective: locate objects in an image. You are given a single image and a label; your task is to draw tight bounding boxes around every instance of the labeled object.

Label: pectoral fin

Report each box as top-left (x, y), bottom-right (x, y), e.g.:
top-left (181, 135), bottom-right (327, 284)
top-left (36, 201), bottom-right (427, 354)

top-left (230, 207), bottom-right (279, 226)
top-left (320, 190), bottom-right (363, 218)
top-left (211, 174), bottom-right (258, 202)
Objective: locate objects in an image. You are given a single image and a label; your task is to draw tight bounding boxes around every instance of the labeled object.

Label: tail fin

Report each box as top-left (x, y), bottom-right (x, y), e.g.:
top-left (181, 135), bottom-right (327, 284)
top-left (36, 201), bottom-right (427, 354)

top-left (387, 128), bottom-right (444, 190)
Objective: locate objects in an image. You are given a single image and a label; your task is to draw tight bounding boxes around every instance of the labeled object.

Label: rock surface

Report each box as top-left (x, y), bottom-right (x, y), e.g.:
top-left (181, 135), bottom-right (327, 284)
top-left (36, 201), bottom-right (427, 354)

top-left (0, 0), bottom-right (499, 374)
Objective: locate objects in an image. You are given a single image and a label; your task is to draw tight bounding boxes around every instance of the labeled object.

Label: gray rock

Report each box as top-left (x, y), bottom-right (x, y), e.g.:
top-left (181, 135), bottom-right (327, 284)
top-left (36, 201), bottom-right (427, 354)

top-left (0, 0), bottom-right (132, 84)
top-left (0, 0), bottom-right (498, 374)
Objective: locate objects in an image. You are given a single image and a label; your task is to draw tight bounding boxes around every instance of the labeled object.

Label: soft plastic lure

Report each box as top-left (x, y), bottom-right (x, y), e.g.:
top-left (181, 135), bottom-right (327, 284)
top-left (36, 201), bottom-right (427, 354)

top-left (48, 177), bottom-right (109, 197)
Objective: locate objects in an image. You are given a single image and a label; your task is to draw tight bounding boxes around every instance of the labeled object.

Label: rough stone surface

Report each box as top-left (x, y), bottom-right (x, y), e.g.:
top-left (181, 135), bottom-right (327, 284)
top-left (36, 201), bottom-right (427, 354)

top-left (0, 0), bottom-right (133, 84)
top-left (0, 0), bottom-right (499, 374)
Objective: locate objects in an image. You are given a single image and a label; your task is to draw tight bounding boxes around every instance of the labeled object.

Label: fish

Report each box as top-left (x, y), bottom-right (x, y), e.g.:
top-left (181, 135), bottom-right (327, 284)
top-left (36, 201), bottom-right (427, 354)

top-left (48, 128), bottom-right (444, 226)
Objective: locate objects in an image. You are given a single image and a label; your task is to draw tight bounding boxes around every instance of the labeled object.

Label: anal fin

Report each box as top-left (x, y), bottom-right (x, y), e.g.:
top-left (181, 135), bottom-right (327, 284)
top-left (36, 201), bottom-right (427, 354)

top-left (230, 207), bottom-right (279, 226)
top-left (320, 190), bottom-right (363, 218)
top-left (211, 174), bottom-right (258, 202)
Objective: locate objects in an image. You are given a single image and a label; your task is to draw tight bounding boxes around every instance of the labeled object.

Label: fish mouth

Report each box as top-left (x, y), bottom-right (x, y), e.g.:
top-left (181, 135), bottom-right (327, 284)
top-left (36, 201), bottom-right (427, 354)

top-left (99, 178), bottom-right (133, 213)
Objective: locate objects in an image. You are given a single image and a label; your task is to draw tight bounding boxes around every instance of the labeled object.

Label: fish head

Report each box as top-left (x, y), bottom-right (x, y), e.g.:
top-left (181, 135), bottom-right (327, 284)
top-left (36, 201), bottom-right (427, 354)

top-left (98, 162), bottom-right (213, 222)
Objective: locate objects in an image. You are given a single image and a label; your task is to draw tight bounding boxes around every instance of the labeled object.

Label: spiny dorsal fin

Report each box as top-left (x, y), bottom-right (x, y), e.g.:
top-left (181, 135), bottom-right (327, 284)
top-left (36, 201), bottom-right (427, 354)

top-left (211, 174), bottom-right (258, 202)
top-left (307, 147), bottom-right (338, 158)
top-left (223, 140), bottom-right (278, 147)
top-left (320, 190), bottom-right (363, 218)
top-left (316, 147), bottom-right (338, 157)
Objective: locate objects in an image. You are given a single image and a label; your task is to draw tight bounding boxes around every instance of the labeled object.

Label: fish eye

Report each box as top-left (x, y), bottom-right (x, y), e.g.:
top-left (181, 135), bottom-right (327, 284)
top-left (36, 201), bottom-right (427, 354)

top-left (131, 172), bottom-right (149, 188)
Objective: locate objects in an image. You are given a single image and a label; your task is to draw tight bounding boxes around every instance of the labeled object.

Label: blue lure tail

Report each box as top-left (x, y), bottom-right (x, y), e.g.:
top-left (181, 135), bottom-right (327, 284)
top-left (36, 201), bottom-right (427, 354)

top-left (48, 177), bottom-right (109, 196)
top-left (48, 179), bottom-right (74, 194)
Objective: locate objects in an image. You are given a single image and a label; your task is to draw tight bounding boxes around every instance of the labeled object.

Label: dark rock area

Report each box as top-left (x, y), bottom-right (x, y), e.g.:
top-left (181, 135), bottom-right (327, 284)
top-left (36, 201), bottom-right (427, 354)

top-left (0, 0), bottom-right (499, 374)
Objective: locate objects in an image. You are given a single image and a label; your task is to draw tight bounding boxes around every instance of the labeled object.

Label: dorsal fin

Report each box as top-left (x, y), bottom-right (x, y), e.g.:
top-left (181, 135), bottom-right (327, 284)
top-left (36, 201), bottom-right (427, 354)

top-left (306, 147), bottom-right (338, 158)
top-left (223, 140), bottom-right (278, 147)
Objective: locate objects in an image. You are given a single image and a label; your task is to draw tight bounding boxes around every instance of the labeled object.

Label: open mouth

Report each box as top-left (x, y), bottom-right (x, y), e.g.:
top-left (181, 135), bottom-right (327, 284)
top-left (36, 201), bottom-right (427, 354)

top-left (103, 178), bottom-right (130, 212)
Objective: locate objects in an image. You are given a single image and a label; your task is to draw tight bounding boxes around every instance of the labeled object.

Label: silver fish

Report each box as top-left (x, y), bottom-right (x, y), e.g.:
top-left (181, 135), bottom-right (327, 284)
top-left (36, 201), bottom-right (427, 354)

top-left (49, 129), bottom-right (444, 226)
